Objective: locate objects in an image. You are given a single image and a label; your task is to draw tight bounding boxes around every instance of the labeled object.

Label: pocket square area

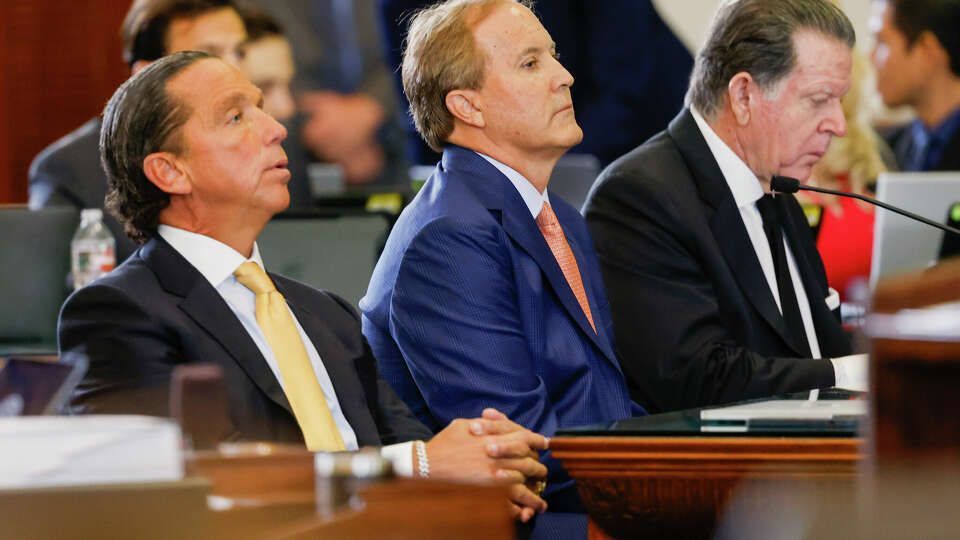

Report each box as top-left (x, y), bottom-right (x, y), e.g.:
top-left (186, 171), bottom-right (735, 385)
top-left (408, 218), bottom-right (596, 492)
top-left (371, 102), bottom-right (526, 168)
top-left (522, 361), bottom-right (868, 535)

top-left (825, 288), bottom-right (841, 311)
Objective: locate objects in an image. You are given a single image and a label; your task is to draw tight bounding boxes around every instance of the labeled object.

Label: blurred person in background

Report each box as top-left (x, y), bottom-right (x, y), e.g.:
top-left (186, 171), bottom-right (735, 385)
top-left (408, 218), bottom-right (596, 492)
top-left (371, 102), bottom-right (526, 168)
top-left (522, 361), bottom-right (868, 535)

top-left (29, 0), bottom-right (247, 260)
top-left (378, 0), bottom-right (694, 168)
top-left (239, 6), bottom-right (313, 209)
top-left (870, 0), bottom-right (960, 172)
top-left (242, 0), bottom-right (410, 188)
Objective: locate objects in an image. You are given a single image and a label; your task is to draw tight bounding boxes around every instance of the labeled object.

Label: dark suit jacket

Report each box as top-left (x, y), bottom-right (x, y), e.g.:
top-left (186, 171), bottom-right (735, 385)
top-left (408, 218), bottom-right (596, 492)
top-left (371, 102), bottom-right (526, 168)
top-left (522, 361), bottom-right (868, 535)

top-left (886, 121), bottom-right (960, 172)
top-left (583, 110), bottom-right (854, 414)
top-left (360, 145), bottom-right (641, 503)
top-left (58, 235), bottom-right (430, 446)
top-left (377, 0), bottom-right (693, 166)
top-left (29, 117), bottom-right (138, 261)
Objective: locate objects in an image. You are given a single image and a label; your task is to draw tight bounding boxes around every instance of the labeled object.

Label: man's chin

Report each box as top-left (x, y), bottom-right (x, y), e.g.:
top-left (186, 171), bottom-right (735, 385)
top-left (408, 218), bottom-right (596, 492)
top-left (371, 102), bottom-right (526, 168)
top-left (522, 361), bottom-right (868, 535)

top-left (778, 166), bottom-right (813, 184)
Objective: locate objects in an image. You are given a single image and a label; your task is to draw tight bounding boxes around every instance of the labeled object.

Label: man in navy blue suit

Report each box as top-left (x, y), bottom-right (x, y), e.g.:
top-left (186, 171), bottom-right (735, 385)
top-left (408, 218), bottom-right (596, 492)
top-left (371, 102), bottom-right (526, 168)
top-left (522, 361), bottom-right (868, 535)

top-left (361, 0), bottom-right (642, 517)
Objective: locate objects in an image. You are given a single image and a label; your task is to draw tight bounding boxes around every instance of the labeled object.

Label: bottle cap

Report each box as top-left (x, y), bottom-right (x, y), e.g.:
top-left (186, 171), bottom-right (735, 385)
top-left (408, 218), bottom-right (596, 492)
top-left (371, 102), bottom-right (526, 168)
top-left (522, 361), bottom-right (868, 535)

top-left (81, 208), bottom-right (103, 221)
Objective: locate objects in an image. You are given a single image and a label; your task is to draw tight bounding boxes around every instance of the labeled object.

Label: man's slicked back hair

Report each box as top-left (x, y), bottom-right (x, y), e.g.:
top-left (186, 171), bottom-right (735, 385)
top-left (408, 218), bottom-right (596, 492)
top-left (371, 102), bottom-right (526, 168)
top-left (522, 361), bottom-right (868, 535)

top-left (686, 0), bottom-right (855, 118)
top-left (101, 51), bottom-right (214, 244)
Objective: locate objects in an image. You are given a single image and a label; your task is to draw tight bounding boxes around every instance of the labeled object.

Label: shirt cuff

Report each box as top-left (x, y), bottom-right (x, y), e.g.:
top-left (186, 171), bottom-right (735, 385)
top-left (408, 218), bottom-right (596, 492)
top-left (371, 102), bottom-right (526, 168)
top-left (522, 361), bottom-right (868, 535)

top-left (380, 441), bottom-right (415, 477)
top-left (830, 353), bottom-right (869, 392)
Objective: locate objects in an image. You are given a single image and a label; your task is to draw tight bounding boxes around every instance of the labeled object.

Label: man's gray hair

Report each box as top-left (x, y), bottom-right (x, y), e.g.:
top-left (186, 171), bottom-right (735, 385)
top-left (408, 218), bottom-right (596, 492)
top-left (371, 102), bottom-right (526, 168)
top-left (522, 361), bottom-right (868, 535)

top-left (686, 0), bottom-right (856, 118)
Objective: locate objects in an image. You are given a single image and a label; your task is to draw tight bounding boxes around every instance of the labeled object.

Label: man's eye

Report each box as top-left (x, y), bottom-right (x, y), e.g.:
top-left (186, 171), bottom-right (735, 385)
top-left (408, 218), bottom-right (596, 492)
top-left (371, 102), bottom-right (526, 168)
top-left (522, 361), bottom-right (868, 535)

top-left (230, 112), bottom-right (242, 123)
top-left (523, 59), bottom-right (537, 69)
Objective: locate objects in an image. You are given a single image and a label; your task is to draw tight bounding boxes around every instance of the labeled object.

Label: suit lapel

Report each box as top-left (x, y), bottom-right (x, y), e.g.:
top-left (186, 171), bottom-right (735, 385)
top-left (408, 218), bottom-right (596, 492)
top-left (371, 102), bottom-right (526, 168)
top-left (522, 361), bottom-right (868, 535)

top-left (143, 237), bottom-right (293, 415)
top-left (553, 203), bottom-right (619, 361)
top-left (443, 147), bottom-right (617, 361)
top-left (668, 110), bottom-right (800, 353)
top-left (276, 279), bottom-right (381, 446)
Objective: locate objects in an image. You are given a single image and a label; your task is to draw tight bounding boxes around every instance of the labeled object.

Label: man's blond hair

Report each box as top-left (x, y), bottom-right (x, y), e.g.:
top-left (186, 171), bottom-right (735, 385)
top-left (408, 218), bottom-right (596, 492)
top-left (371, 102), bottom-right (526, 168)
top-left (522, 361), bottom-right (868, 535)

top-left (402, 0), bottom-right (534, 152)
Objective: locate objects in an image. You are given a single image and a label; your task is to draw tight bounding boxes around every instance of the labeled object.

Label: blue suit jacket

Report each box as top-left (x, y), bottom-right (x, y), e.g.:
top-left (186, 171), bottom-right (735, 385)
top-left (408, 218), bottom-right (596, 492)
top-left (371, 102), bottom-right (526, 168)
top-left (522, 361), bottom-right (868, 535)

top-left (361, 146), bottom-right (641, 501)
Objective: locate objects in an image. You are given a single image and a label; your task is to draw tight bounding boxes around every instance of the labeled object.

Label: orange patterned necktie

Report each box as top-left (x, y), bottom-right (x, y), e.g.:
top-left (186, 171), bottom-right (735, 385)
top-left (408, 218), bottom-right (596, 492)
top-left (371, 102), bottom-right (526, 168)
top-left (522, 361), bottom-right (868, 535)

top-left (535, 202), bottom-right (596, 333)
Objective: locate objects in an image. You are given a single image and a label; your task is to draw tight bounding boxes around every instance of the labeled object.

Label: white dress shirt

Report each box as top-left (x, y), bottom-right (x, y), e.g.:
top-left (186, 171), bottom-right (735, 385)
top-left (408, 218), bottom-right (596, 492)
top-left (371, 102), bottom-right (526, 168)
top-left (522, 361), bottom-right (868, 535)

top-left (157, 225), bottom-right (414, 473)
top-left (690, 110), bottom-right (867, 390)
top-left (477, 152), bottom-right (550, 219)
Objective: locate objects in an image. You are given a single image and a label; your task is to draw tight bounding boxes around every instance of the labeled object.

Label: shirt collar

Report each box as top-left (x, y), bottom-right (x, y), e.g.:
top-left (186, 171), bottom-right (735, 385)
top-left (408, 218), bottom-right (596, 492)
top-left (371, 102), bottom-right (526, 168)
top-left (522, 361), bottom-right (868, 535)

top-left (157, 224), bottom-right (265, 287)
top-left (691, 108), bottom-right (765, 209)
top-left (476, 151), bottom-right (551, 219)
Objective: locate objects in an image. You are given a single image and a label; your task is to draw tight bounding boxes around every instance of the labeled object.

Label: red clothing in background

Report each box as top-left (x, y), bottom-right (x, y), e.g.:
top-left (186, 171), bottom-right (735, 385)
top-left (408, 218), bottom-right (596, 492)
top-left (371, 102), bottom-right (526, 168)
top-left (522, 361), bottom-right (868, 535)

top-left (812, 191), bottom-right (874, 301)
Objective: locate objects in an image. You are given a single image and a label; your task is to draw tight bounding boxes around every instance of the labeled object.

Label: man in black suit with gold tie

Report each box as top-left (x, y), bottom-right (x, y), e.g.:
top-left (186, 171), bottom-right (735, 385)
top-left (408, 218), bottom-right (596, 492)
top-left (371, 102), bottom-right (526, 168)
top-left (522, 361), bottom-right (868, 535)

top-left (58, 51), bottom-right (548, 521)
top-left (584, 0), bottom-right (868, 414)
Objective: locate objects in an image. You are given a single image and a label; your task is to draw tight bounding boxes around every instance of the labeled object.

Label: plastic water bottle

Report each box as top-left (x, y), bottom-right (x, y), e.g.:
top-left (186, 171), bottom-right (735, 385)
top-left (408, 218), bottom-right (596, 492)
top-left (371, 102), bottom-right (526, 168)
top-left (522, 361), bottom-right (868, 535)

top-left (71, 208), bottom-right (116, 290)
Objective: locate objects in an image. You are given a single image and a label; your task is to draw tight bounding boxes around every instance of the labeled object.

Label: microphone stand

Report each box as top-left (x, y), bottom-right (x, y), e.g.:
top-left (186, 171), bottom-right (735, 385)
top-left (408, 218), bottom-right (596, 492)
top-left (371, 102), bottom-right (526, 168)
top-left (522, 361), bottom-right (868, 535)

top-left (774, 181), bottom-right (960, 238)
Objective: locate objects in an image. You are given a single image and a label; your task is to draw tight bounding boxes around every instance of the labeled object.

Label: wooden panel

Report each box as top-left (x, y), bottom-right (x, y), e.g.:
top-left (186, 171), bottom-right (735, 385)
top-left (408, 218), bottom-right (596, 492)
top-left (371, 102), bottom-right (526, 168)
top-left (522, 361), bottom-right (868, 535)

top-left (551, 436), bottom-right (863, 540)
top-left (870, 259), bottom-right (960, 467)
top-left (0, 0), bottom-right (130, 203)
top-left (188, 445), bottom-right (515, 539)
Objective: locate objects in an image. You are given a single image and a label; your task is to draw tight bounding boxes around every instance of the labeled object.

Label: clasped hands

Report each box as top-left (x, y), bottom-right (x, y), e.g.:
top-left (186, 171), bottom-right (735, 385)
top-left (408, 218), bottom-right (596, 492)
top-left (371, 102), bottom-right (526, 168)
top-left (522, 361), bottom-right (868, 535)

top-left (423, 408), bottom-right (550, 523)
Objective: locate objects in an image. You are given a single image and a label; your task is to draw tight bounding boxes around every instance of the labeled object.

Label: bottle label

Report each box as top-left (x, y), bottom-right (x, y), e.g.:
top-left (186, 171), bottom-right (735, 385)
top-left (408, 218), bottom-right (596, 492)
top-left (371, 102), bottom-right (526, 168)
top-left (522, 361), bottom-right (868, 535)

top-left (72, 244), bottom-right (116, 289)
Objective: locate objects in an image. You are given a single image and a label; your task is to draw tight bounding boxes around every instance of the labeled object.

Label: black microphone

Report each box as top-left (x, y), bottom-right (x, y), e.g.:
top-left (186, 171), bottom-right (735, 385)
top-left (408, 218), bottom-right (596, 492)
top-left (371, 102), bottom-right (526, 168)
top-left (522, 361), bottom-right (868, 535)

top-left (770, 176), bottom-right (960, 237)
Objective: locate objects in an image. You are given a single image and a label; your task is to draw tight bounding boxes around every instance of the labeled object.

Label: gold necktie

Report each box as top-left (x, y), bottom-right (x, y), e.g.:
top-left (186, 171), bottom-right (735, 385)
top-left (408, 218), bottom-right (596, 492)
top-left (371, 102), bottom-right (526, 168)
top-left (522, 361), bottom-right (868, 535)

top-left (536, 203), bottom-right (597, 333)
top-left (234, 262), bottom-right (346, 452)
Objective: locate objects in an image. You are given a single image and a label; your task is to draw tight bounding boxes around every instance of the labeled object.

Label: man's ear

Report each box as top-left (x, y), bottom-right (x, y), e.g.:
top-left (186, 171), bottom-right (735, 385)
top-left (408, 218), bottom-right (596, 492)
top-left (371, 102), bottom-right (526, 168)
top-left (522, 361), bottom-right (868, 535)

top-left (445, 89), bottom-right (485, 128)
top-left (727, 72), bottom-right (756, 126)
top-left (915, 30), bottom-right (950, 70)
top-left (143, 152), bottom-right (191, 195)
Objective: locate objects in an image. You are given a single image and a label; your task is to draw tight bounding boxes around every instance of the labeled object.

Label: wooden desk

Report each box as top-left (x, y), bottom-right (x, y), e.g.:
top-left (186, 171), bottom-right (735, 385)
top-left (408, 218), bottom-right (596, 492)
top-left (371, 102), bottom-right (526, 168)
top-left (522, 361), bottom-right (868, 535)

top-left (0, 445), bottom-right (514, 539)
top-left (551, 408), bottom-right (864, 540)
top-left (189, 444), bottom-right (515, 539)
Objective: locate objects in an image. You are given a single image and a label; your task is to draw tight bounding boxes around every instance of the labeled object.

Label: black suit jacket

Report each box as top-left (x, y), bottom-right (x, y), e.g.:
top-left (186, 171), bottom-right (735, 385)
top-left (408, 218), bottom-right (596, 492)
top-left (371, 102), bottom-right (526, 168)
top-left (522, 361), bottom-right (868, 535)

top-left (58, 236), bottom-right (430, 446)
top-left (583, 110), bottom-right (853, 413)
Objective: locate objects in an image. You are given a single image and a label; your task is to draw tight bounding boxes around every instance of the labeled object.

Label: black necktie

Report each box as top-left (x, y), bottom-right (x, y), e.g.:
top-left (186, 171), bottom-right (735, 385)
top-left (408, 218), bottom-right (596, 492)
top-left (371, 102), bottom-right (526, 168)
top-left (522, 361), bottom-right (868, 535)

top-left (755, 194), bottom-right (811, 357)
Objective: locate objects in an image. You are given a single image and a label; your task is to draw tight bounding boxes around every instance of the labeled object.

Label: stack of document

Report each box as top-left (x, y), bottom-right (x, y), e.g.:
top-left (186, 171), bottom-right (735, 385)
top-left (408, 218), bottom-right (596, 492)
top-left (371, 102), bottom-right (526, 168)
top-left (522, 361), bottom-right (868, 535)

top-left (701, 399), bottom-right (867, 422)
top-left (0, 415), bottom-right (184, 489)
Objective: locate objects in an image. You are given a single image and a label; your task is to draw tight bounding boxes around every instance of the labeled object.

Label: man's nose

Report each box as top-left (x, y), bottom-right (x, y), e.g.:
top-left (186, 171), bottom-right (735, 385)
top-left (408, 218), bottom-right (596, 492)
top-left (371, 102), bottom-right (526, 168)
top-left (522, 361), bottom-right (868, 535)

top-left (823, 100), bottom-right (847, 138)
top-left (552, 57), bottom-right (574, 91)
top-left (262, 109), bottom-right (288, 144)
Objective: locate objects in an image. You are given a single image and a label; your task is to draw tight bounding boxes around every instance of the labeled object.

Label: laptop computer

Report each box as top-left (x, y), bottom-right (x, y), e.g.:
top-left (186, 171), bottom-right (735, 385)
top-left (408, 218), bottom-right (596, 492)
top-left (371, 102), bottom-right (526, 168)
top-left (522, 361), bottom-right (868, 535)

top-left (0, 353), bottom-right (87, 415)
top-left (870, 172), bottom-right (960, 284)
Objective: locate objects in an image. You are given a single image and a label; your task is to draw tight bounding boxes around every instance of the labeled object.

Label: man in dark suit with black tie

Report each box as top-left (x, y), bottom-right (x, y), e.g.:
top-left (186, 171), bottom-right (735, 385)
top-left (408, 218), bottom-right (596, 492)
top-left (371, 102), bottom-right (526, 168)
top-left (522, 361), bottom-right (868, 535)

top-left (584, 0), bottom-right (868, 414)
top-left (58, 51), bottom-right (549, 521)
